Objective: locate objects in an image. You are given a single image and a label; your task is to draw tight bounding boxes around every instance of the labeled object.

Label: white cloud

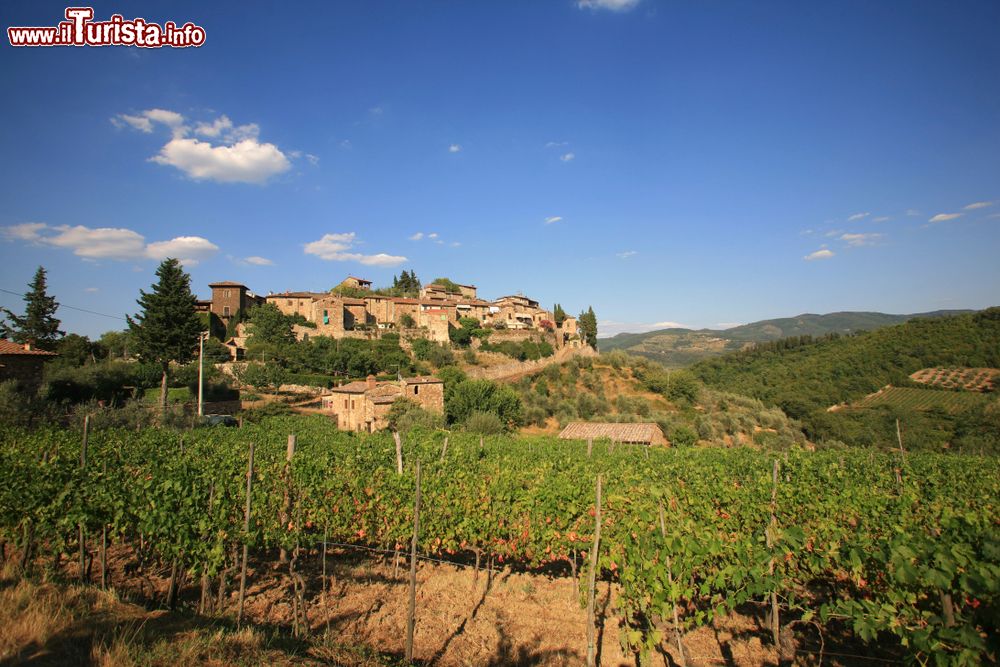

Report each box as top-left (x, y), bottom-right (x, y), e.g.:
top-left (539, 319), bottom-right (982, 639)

top-left (450, 241), bottom-right (462, 247)
top-left (545, 141), bottom-right (569, 148)
top-left (305, 153), bottom-right (320, 166)
top-left (46, 225), bottom-right (147, 259)
top-left (617, 250), bottom-right (637, 259)
top-left (448, 144), bottom-right (462, 153)
top-left (544, 216), bottom-right (563, 224)
top-left (145, 236), bottom-right (219, 265)
top-left (243, 256), bottom-right (274, 266)
top-left (2, 222), bottom-right (47, 241)
top-left (928, 213), bottom-right (962, 223)
top-left (872, 216), bottom-right (890, 222)
top-left (303, 232), bottom-right (407, 266)
top-left (905, 209), bottom-right (921, 216)
top-left (369, 106), bottom-right (384, 116)
top-left (428, 232), bottom-right (439, 239)
top-left (560, 152), bottom-right (576, 162)
top-left (804, 248), bottom-right (835, 261)
top-left (964, 201), bottom-right (994, 210)
top-left (409, 232), bottom-right (425, 241)
top-left (150, 137), bottom-right (290, 184)
top-left (117, 108), bottom-right (292, 184)
top-left (839, 232), bottom-right (884, 247)
top-left (847, 212), bottom-right (870, 221)
top-left (339, 139), bottom-right (352, 150)
top-left (84, 287), bottom-right (99, 293)
top-left (577, 0), bottom-right (640, 11)
top-left (3, 222), bottom-right (219, 265)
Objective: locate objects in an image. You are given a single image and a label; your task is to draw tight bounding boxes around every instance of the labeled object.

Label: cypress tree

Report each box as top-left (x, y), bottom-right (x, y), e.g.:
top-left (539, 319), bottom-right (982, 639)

top-left (1, 266), bottom-right (63, 351)
top-left (127, 258), bottom-right (202, 412)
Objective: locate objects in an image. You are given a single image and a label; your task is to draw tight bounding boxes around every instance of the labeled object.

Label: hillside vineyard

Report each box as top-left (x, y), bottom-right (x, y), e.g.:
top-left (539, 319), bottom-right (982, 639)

top-left (4, 416), bottom-right (996, 664)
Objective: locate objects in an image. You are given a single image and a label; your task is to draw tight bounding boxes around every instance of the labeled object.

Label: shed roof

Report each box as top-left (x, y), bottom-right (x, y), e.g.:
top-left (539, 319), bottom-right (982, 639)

top-left (0, 340), bottom-right (57, 356)
top-left (558, 422), bottom-right (668, 445)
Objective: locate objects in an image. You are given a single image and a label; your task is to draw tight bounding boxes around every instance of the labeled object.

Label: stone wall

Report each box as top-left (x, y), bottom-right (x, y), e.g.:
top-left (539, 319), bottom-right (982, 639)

top-left (466, 345), bottom-right (597, 381)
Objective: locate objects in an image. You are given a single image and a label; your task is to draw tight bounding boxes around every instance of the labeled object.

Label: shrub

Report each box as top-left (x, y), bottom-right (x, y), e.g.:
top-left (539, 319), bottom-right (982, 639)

top-left (400, 313), bottom-right (416, 328)
top-left (670, 425), bottom-right (698, 448)
top-left (446, 379), bottom-right (523, 430)
top-left (463, 411), bottom-right (505, 435)
top-left (386, 397), bottom-right (444, 432)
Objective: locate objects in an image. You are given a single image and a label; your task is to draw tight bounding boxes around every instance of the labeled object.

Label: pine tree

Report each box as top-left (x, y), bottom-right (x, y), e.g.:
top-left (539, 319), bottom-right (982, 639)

top-left (1, 266), bottom-right (63, 351)
top-left (127, 258), bottom-right (202, 411)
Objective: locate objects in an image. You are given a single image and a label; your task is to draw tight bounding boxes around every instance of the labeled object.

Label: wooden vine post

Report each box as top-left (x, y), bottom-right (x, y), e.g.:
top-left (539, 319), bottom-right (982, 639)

top-left (895, 418), bottom-right (906, 488)
top-left (586, 474), bottom-right (603, 667)
top-left (100, 459), bottom-right (108, 589)
top-left (405, 460), bottom-right (422, 663)
top-left (236, 442), bottom-right (255, 627)
top-left (393, 431), bottom-right (404, 474)
top-left (78, 415), bottom-right (89, 583)
top-left (767, 459), bottom-right (780, 648)
top-left (587, 438), bottom-right (593, 459)
top-left (279, 434), bottom-right (296, 563)
top-left (658, 502), bottom-right (686, 667)
top-left (439, 436), bottom-right (449, 462)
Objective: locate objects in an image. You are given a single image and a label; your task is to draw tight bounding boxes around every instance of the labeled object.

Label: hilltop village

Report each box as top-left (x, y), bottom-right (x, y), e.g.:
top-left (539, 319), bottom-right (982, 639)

top-left (198, 275), bottom-right (581, 357)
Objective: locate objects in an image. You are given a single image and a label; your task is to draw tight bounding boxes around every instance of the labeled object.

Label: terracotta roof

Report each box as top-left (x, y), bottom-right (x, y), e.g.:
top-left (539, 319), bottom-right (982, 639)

top-left (405, 376), bottom-right (443, 385)
top-left (0, 340), bottom-right (57, 356)
top-left (346, 276), bottom-right (372, 284)
top-left (209, 281), bottom-right (248, 288)
top-left (558, 422), bottom-right (667, 445)
top-left (330, 381), bottom-right (370, 394)
top-left (266, 291), bottom-right (326, 299)
top-left (371, 395), bottom-right (400, 405)
top-left (342, 298), bottom-right (366, 305)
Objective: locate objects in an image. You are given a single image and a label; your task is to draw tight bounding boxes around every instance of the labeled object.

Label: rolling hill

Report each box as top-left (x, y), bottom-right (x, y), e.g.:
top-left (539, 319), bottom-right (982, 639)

top-left (598, 310), bottom-right (972, 367)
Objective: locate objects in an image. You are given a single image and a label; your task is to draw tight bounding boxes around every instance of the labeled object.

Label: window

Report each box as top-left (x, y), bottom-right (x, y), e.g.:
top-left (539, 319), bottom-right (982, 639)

top-left (287, 299), bottom-right (292, 306)
top-left (351, 400), bottom-right (356, 409)
top-left (223, 306), bottom-right (231, 317)
top-left (344, 399), bottom-right (348, 409)
top-left (223, 289), bottom-right (231, 298)
top-left (413, 385), bottom-right (420, 395)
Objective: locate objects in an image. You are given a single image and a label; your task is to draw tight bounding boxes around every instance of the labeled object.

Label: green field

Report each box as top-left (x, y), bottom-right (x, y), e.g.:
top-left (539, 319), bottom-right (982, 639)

top-left (851, 386), bottom-right (989, 412)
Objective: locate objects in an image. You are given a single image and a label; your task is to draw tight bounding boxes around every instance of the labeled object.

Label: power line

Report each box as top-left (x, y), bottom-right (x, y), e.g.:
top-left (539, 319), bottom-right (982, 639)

top-left (0, 287), bottom-right (128, 322)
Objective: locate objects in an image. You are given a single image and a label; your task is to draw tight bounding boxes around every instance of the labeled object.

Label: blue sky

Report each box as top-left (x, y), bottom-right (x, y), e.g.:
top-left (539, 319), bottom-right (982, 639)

top-left (1, 0), bottom-right (998, 339)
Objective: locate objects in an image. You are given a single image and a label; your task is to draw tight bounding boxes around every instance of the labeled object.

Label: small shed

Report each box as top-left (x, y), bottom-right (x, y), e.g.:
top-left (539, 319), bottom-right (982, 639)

top-left (558, 422), bottom-right (669, 447)
top-left (0, 340), bottom-right (57, 391)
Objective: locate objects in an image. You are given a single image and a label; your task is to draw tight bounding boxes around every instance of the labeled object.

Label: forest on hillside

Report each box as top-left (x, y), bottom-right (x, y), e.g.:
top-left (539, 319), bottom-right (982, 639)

top-left (690, 308), bottom-right (1000, 452)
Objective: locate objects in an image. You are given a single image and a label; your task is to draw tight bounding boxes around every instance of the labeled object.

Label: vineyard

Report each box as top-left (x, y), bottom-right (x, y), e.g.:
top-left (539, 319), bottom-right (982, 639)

top-left (848, 387), bottom-right (990, 413)
top-left (910, 368), bottom-right (999, 393)
top-left (2, 416), bottom-right (998, 665)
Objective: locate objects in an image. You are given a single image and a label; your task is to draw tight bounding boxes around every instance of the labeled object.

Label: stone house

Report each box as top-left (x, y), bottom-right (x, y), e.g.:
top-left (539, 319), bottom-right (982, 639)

top-left (341, 276), bottom-right (372, 291)
top-left (322, 375), bottom-right (444, 432)
top-left (209, 281), bottom-right (264, 323)
top-left (0, 340), bottom-right (57, 391)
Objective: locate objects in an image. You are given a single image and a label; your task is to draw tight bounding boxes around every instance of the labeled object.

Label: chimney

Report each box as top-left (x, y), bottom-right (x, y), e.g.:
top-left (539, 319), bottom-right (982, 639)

top-left (366, 374), bottom-right (377, 390)
top-left (23, 342), bottom-right (32, 352)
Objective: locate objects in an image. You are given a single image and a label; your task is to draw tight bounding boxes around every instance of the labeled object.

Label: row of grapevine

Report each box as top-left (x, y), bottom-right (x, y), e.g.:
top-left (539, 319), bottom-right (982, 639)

top-left (1, 415), bottom-right (997, 664)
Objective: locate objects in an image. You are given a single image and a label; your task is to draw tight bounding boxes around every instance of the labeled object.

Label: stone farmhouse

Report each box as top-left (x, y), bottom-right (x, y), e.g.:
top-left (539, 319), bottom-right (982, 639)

top-left (199, 275), bottom-right (580, 356)
top-left (321, 375), bottom-right (444, 432)
top-left (0, 340), bottom-right (57, 392)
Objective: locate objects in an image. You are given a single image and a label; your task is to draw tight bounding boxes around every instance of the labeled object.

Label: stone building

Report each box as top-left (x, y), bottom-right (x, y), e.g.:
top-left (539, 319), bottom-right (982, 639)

top-left (0, 340), bottom-right (57, 391)
top-left (208, 281), bottom-right (264, 323)
top-left (341, 276), bottom-right (372, 291)
top-left (322, 375), bottom-right (444, 432)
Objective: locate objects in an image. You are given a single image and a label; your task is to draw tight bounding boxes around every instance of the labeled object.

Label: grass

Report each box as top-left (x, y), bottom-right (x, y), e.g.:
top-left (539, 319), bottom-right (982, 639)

top-left (0, 572), bottom-right (398, 667)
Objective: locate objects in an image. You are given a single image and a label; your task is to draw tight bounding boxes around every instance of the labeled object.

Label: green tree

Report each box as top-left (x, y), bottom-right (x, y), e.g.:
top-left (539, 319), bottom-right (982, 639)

top-left (1, 266), bottom-right (63, 350)
top-left (446, 378), bottom-right (523, 430)
top-left (553, 303), bottom-right (567, 326)
top-left (245, 302), bottom-right (296, 346)
top-left (578, 306), bottom-right (598, 349)
top-left (127, 258), bottom-right (202, 411)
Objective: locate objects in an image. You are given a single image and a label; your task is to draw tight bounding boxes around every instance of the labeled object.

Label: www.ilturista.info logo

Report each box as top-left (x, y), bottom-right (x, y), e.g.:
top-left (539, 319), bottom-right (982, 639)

top-left (8, 7), bottom-right (206, 48)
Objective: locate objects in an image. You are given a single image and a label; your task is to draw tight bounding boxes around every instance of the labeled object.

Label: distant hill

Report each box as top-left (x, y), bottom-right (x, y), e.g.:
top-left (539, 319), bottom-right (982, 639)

top-left (689, 308), bottom-right (1000, 452)
top-left (599, 310), bottom-right (972, 367)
